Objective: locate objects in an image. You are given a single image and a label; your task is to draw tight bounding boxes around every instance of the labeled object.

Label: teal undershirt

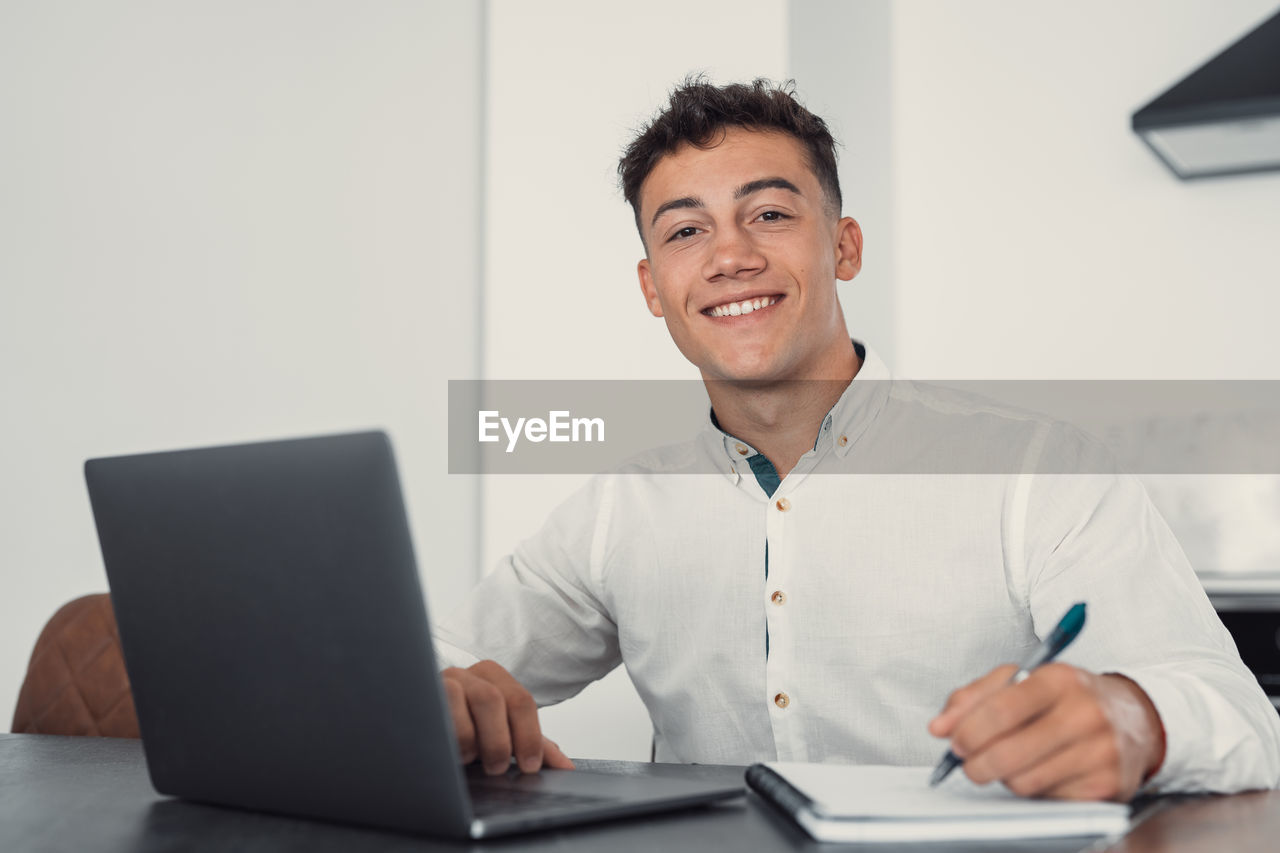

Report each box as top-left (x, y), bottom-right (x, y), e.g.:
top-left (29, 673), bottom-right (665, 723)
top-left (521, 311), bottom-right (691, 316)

top-left (747, 455), bottom-right (781, 657)
top-left (747, 454), bottom-right (782, 500)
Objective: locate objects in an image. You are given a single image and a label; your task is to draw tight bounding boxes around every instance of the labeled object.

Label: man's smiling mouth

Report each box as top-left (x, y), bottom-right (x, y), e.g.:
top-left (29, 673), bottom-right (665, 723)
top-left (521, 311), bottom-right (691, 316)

top-left (703, 295), bottom-right (783, 318)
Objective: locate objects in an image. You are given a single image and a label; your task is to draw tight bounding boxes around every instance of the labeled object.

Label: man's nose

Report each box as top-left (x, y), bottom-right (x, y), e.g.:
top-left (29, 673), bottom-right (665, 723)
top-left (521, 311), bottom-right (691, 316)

top-left (702, 224), bottom-right (766, 281)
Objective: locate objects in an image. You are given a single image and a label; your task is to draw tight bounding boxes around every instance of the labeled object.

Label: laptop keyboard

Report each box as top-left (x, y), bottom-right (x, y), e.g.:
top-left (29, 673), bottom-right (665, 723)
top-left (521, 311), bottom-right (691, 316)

top-left (468, 783), bottom-right (614, 818)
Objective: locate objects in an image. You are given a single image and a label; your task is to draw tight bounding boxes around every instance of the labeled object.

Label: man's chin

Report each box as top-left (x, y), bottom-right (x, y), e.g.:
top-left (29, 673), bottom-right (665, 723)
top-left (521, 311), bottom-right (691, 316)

top-left (698, 363), bottom-right (787, 389)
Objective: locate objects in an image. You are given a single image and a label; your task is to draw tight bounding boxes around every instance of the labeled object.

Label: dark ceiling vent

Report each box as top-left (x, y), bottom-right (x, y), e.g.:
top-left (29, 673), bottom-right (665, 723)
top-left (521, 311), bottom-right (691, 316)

top-left (1132, 8), bottom-right (1280, 179)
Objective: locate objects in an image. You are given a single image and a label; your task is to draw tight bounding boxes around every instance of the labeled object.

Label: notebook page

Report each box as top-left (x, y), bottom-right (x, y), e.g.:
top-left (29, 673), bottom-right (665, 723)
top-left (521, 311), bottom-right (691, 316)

top-left (767, 763), bottom-right (1130, 822)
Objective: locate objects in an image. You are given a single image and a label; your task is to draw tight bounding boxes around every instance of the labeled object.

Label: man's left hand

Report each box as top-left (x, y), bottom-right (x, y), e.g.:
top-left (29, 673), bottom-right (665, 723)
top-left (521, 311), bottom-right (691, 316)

top-left (928, 663), bottom-right (1166, 801)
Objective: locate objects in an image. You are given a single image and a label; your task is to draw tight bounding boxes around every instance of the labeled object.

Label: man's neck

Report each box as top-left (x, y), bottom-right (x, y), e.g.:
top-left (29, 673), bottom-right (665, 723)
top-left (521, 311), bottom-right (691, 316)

top-left (707, 340), bottom-right (862, 479)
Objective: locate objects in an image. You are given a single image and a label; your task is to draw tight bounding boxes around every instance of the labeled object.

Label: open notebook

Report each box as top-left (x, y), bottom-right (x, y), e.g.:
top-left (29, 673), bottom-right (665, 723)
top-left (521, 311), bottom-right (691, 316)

top-left (746, 763), bottom-right (1131, 843)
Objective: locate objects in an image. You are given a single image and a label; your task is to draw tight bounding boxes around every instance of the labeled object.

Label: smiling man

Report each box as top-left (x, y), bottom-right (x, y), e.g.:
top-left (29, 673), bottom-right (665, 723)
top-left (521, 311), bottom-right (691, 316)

top-left (634, 126), bottom-right (861, 479)
top-left (433, 79), bottom-right (1280, 800)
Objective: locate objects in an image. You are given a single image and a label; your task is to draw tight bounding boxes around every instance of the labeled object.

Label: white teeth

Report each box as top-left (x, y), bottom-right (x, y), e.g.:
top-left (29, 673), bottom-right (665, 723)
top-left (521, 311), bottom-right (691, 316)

top-left (709, 296), bottom-right (778, 317)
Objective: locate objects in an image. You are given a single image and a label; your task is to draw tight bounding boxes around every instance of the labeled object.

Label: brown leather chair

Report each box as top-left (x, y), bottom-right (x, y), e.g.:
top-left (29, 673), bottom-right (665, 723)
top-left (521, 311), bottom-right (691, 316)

top-left (11, 593), bottom-right (140, 738)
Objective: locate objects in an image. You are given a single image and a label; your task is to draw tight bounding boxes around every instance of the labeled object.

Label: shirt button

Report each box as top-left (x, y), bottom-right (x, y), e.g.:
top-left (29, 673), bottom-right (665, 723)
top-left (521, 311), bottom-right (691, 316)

top-left (774, 692), bottom-right (790, 709)
top-left (838, 435), bottom-right (849, 447)
top-left (771, 590), bottom-right (786, 606)
top-left (775, 497), bottom-right (791, 512)
top-left (734, 443), bottom-right (750, 456)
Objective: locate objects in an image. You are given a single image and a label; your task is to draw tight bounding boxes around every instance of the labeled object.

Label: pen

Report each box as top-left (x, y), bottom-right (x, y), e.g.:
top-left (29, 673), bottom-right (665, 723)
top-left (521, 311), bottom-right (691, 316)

top-left (928, 602), bottom-right (1088, 787)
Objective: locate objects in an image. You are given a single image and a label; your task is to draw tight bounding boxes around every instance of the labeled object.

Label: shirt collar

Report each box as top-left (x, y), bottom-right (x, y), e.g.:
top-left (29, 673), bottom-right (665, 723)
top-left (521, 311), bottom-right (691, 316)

top-left (703, 340), bottom-right (893, 479)
top-left (827, 342), bottom-right (891, 459)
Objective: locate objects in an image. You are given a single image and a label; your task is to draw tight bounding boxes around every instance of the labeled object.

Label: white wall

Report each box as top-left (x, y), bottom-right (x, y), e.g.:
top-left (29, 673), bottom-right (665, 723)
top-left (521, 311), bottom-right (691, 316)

top-left (887, 0), bottom-right (1280, 380)
top-left (789, 0), bottom-right (896, 366)
top-left (0, 2), bottom-right (483, 727)
top-left (791, 0), bottom-right (1280, 380)
top-left (482, 0), bottom-right (788, 759)
top-left (869, 0), bottom-right (1280, 577)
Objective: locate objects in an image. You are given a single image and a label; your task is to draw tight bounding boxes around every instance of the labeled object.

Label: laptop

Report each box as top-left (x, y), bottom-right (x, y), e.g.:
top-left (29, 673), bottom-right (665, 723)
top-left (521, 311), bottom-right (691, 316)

top-left (84, 431), bottom-right (742, 839)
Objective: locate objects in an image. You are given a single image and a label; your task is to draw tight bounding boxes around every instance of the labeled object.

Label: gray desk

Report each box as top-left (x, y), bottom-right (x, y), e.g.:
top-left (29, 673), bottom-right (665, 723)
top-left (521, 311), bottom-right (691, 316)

top-left (3, 734), bottom-right (1278, 852)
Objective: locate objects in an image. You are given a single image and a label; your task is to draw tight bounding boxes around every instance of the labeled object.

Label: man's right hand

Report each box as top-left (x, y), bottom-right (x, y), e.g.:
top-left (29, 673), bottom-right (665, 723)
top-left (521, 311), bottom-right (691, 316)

top-left (441, 660), bottom-right (575, 775)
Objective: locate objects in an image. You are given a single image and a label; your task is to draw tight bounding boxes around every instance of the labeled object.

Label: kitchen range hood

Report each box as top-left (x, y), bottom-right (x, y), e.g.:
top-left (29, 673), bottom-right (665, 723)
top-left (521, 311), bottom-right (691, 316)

top-left (1132, 8), bottom-right (1280, 179)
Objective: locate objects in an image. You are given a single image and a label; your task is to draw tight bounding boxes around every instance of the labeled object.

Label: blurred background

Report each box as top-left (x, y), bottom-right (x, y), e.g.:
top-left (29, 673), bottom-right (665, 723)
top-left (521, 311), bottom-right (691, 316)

top-left (3, 0), bottom-right (1278, 758)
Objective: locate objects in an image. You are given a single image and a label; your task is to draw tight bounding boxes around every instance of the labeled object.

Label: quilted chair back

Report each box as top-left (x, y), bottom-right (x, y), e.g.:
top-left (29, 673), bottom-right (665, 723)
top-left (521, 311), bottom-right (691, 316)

top-left (11, 593), bottom-right (140, 737)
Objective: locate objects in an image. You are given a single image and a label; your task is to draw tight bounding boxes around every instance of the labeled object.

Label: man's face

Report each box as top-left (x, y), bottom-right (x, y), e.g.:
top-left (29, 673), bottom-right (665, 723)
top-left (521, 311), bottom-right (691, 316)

top-left (636, 128), bottom-right (862, 384)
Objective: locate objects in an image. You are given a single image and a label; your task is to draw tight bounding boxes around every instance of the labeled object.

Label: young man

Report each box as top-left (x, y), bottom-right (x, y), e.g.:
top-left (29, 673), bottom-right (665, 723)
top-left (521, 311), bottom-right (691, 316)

top-left (435, 79), bottom-right (1280, 799)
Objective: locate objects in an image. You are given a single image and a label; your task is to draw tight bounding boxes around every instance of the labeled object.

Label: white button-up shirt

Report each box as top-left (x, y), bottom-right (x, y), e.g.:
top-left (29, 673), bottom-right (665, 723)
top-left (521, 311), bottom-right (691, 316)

top-left (434, 347), bottom-right (1280, 793)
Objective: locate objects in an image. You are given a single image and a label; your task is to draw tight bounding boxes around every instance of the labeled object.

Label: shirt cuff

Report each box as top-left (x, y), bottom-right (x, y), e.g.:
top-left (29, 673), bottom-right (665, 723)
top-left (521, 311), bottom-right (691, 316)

top-left (1109, 668), bottom-right (1194, 793)
top-left (1107, 666), bottom-right (1264, 794)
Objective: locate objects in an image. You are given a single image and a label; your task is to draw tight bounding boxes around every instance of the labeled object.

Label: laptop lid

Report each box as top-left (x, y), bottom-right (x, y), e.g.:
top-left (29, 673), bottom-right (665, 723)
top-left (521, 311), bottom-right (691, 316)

top-left (85, 431), bottom-right (473, 837)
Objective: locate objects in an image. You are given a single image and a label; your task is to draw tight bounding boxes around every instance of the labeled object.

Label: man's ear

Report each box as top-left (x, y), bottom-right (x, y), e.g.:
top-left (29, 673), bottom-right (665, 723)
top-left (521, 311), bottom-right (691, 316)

top-left (637, 259), bottom-right (664, 317)
top-left (834, 217), bottom-right (863, 281)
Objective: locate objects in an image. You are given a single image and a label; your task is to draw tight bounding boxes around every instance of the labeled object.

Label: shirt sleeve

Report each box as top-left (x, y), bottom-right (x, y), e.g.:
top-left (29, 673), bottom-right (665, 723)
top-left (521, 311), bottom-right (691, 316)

top-left (1022, 430), bottom-right (1280, 793)
top-left (431, 475), bottom-right (623, 707)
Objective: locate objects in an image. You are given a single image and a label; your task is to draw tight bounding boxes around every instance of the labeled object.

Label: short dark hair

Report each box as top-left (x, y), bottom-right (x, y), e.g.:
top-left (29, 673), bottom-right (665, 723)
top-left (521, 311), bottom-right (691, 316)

top-left (618, 76), bottom-right (842, 240)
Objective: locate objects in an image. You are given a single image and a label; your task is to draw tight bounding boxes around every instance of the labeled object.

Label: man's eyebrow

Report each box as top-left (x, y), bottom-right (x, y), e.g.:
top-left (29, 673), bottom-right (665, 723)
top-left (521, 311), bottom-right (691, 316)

top-left (735, 177), bottom-right (802, 200)
top-left (650, 196), bottom-right (703, 229)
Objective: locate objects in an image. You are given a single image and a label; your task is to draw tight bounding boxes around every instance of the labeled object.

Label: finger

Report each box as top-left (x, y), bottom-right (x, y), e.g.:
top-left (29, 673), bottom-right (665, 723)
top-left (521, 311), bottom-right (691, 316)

top-left (1034, 760), bottom-right (1127, 802)
top-left (961, 700), bottom-right (1090, 786)
top-left (1007, 732), bottom-right (1128, 801)
top-left (443, 676), bottom-right (477, 764)
top-left (541, 737), bottom-right (576, 770)
top-left (470, 661), bottom-right (544, 774)
top-left (949, 675), bottom-right (1061, 762)
top-left (504, 689), bottom-right (544, 774)
top-left (462, 674), bottom-right (514, 775)
top-left (1043, 770), bottom-right (1129, 803)
top-left (930, 664), bottom-right (1020, 737)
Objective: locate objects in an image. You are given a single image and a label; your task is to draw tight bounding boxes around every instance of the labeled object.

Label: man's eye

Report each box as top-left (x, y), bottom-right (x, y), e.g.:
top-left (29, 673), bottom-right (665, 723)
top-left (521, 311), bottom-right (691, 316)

top-left (668, 226), bottom-right (699, 242)
top-left (759, 210), bottom-right (790, 222)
